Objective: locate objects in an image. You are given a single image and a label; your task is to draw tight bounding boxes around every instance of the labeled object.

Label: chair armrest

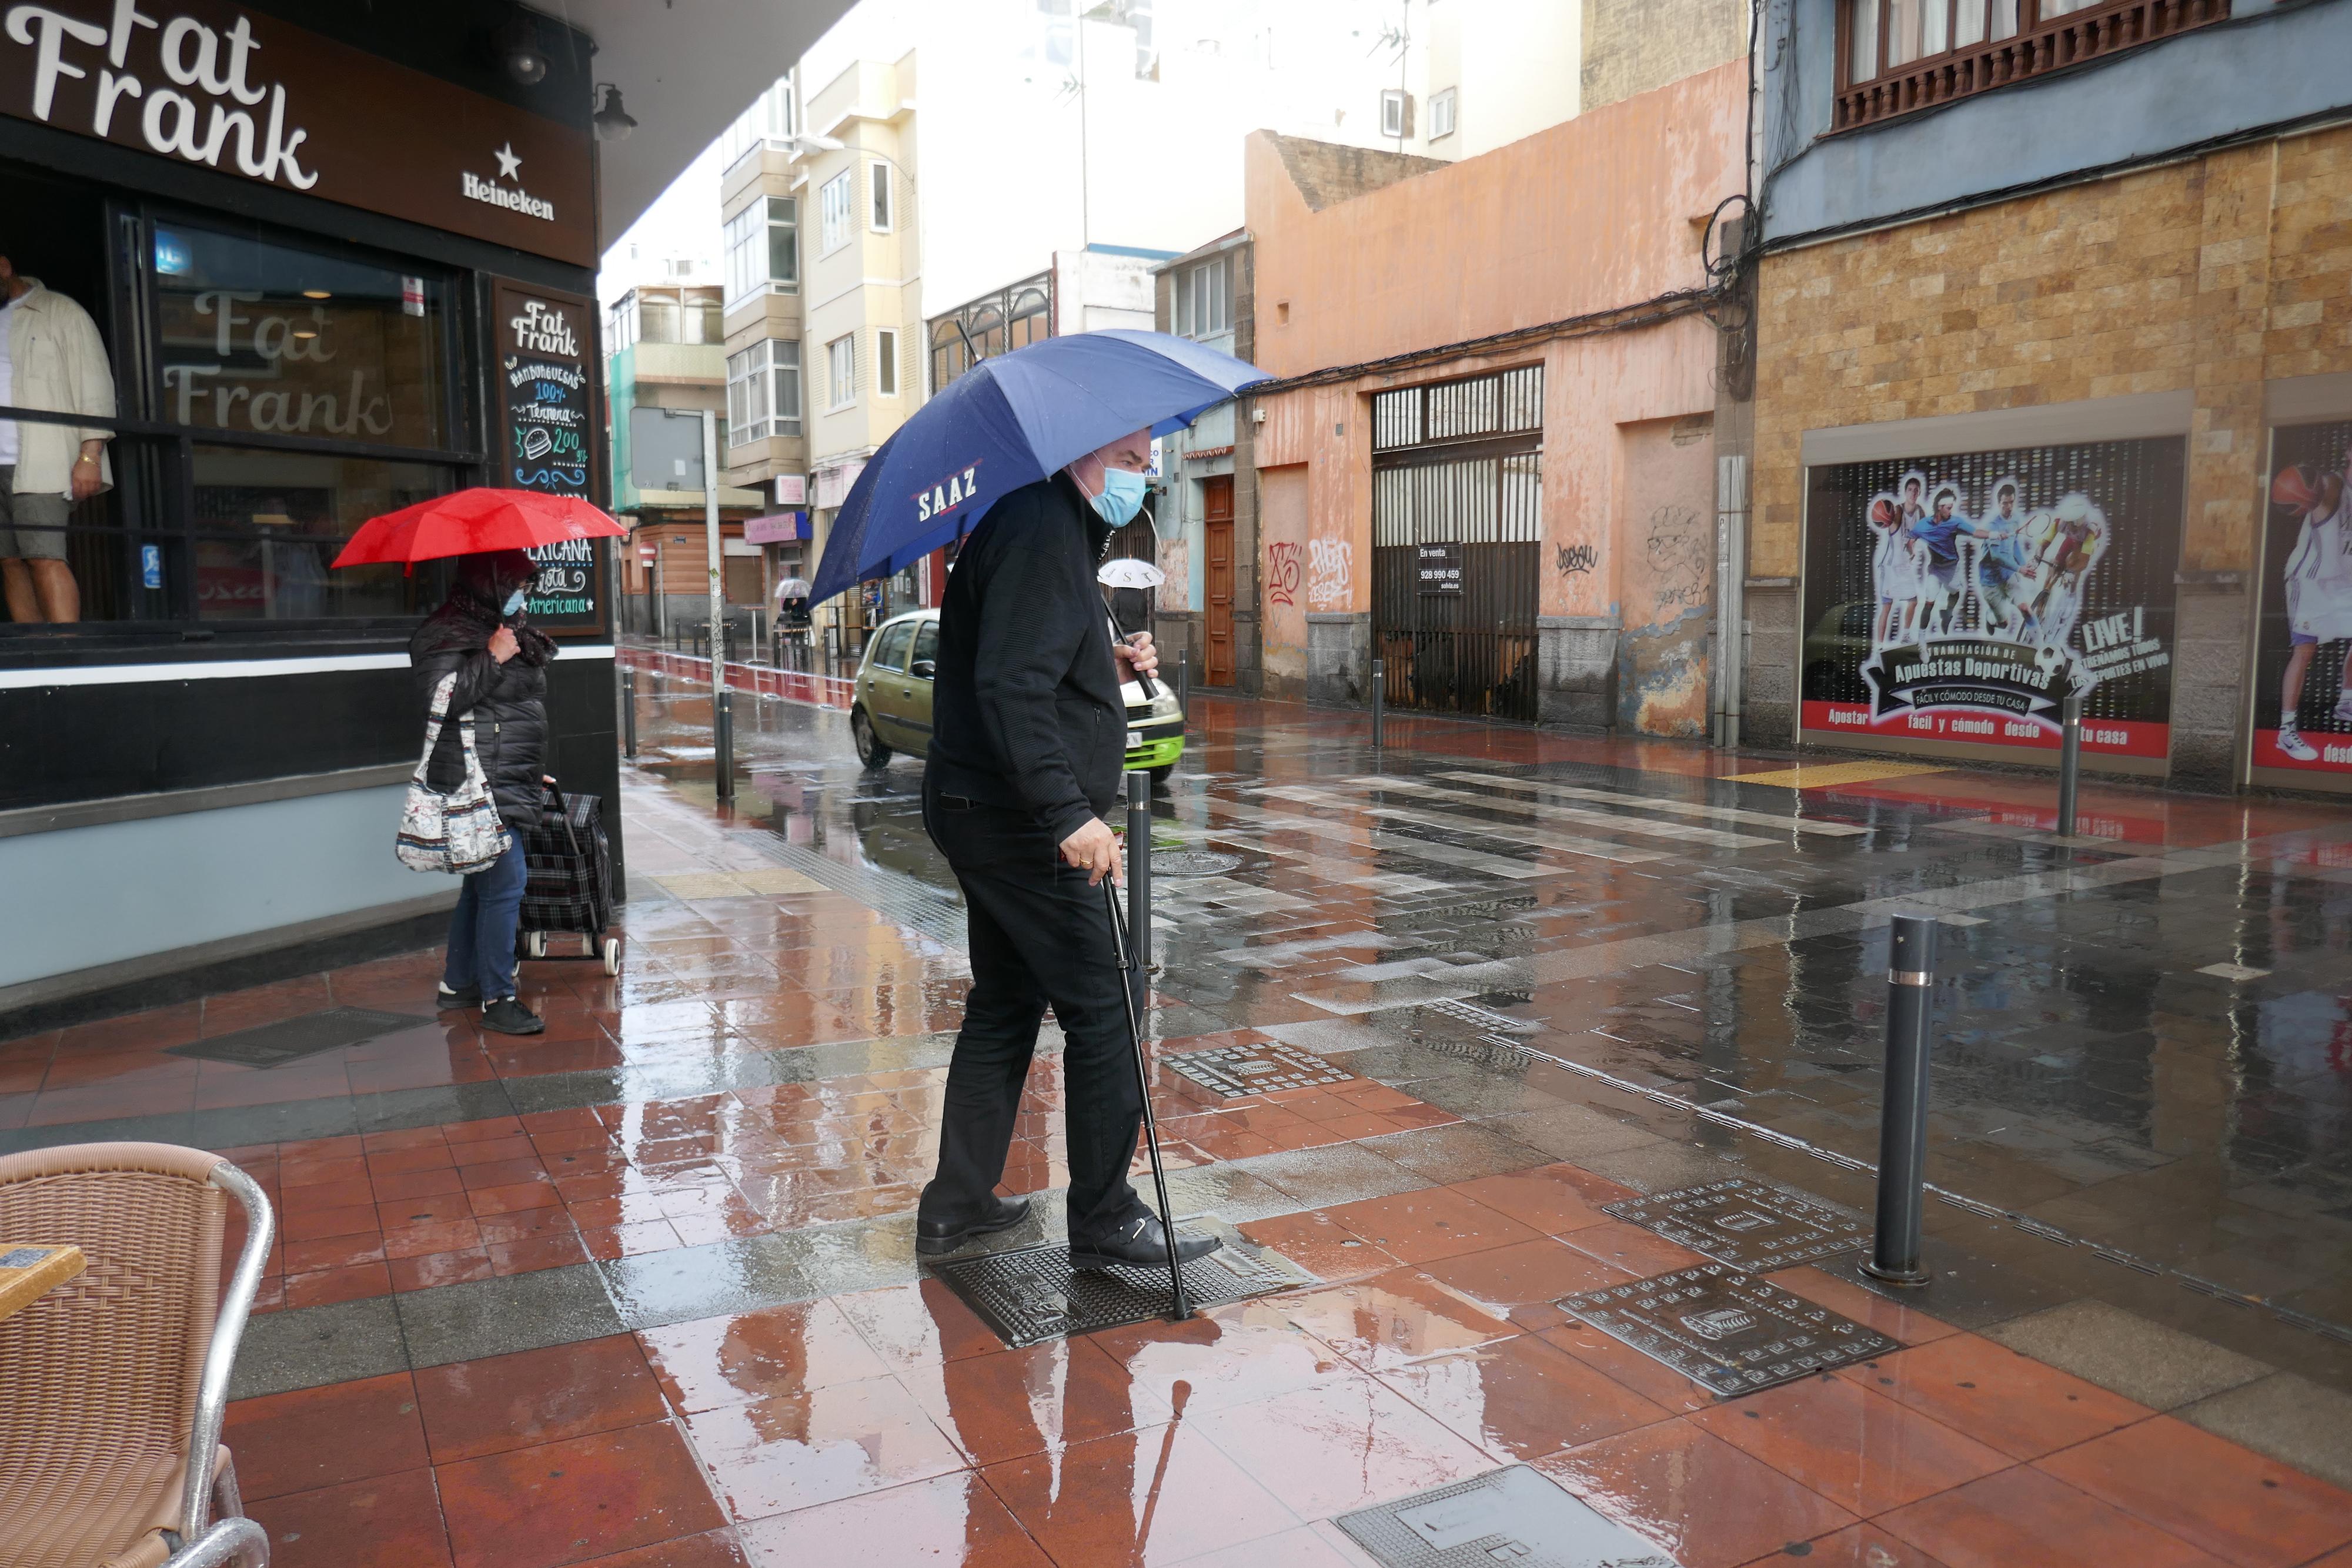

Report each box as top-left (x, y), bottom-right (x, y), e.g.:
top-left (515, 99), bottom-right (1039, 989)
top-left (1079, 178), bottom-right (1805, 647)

top-left (181, 1162), bottom-right (275, 1543)
top-left (166, 1516), bottom-right (268, 1567)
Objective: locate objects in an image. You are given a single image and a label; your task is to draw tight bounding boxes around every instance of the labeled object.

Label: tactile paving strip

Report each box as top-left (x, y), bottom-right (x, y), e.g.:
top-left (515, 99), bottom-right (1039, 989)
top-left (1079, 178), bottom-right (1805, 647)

top-left (927, 1231), bottom-right (1314, 1348)
top-left (166, 1008), bottom-right (433, 1068)
top-left (1561, 1264), bottom-right (1896, 1398)
top-left (1334, 1464), bottom-right (1678, 1567)
top-left (1162, 1042), bottom-right (1353, 1098)
top-left (1602, 1178), bottom-right (1867, 1272)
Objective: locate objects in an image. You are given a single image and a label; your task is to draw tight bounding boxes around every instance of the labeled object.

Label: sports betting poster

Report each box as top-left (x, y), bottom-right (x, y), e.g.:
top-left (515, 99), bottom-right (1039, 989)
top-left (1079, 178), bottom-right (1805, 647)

top-left (2254, 422), bottom-right (2352, 784)
top-left (1800, 438), bottom-right (2183, 760)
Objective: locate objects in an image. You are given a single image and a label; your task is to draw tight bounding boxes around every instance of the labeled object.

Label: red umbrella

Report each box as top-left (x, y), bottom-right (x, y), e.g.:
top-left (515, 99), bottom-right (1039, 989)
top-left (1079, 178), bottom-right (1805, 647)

top-left (330, 487), bottom-right (625, 571)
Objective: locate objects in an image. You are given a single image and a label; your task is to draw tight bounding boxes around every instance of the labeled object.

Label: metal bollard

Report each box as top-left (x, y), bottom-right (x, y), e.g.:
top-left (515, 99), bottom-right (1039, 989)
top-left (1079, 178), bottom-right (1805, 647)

top-left (1370, 657), bottom-right (1385, 753)
top-left (2056, 693), bottom-right (2082, 841)
top-left (1177, 650), bottom-right (1190, 717)
top-left (621, 668), bottom-right (637, 759)
top-left (1127, 769), bottom-right (1152, 1007)
top-left (1864, 914), bottom-right (1939, 1287)
top-left (714, 689), bottom-right (736, 803)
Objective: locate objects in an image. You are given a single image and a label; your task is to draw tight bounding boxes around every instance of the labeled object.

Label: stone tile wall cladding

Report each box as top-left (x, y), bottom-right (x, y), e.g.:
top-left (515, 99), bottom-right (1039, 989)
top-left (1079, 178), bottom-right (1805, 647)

top-left (1744, 126), bottom-right (2352, 780)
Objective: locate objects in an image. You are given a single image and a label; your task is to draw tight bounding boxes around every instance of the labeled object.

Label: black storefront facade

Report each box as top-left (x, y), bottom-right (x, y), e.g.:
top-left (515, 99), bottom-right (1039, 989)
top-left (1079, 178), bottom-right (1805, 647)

top-left (0, 2), bottom-right (621, 1029)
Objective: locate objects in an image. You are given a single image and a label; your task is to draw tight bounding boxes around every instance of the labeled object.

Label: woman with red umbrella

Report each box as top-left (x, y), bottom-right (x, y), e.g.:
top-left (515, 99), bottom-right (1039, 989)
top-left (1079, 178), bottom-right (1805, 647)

top-left (339, 487), bottom-right (623, 1034)
top-left (411, 550), bottom-right (556, 1035)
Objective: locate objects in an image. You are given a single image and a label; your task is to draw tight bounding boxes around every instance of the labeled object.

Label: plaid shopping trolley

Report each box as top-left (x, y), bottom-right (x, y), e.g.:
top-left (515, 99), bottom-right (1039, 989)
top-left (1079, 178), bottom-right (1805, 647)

top-left (517, 781), bottom-right (623, 974)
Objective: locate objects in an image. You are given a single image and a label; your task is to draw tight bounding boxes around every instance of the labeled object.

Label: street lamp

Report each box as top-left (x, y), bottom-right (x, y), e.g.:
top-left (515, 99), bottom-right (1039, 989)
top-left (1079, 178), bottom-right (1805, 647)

top-left (593, 83), bottom-right (637, 141)
top-left (783, 133), bottom-right (916, 193)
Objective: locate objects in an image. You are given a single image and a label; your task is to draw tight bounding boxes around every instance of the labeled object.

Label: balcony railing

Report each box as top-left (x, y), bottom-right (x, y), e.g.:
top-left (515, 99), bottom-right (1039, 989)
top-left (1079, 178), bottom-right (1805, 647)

top-left (1834, 0), bottom-right (2230, 132)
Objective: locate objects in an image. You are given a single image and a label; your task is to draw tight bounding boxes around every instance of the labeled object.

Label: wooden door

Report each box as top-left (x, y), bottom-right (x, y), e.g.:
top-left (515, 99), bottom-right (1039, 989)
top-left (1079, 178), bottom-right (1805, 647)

top-left (1204, 476), bottom-right (1235, 686)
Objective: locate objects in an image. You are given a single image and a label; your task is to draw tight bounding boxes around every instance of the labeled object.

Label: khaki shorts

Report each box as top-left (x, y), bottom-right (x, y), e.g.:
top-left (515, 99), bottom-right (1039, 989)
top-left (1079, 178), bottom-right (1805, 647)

top-left (0, 469), bottom-right (69, 561)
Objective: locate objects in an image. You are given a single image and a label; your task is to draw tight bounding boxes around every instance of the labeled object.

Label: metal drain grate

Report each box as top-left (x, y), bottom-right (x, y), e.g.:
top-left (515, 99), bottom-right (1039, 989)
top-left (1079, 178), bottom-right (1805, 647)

top-left (1602, 1178), bottom-right (1867, 1273)
top-left (1334, 1465), bottom-right (1678, 1567)
top-left (927, 1231), bottom-right (1314, 1348)
top-left (1152, 848), bottom-right (1245, 877)
top-left (1422, 996), bottom-right (1542, 1035)
top-left (1561, 1265), bottom-right (1895, 1398)
top-left (1163, 1042), bottom-right (1352, 1098)
top-left (166, 1008), bottom-right (433, 1068)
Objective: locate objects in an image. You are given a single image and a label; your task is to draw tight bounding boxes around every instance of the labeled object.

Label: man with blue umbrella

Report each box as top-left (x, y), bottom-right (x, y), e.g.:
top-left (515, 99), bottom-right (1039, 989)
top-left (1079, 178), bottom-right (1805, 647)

top-left (917, 426), bottom-right (1221, 1272)
top-left (810, 330), bottom-right (1267, 1274)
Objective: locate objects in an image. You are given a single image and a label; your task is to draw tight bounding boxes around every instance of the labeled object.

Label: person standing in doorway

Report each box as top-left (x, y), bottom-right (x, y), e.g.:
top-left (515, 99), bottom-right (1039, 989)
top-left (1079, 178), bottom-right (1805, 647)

top-left (2271, 462), bottom-right (2352, 761)
top-left (917, 427), bottom-right (1221, 1273)
top-left (412, 551), bottom-right (556, 1035)
top-left (0, 253), bottom-right (114, 625)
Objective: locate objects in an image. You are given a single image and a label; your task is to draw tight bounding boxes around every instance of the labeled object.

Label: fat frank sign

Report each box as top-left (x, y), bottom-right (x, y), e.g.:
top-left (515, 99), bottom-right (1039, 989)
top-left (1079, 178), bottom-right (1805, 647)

top-left (495, 280), bottom-right (602, 634)
top-left (0, 0), bottom-right (594, 266)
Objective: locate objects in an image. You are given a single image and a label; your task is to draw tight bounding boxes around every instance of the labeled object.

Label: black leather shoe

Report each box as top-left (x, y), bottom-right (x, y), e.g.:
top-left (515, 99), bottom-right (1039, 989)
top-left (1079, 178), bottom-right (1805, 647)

top-left (1070, 1211), bottom-right (1221, 1272)
top-left (436, 983), bottom-right (481, 1010)
top-left (916, 1194), bottom-right (1033, 1257)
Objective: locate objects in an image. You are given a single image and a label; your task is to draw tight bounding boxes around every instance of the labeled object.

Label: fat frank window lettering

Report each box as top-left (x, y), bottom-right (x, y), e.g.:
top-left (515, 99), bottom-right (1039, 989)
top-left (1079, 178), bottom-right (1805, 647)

top-left (914, 463), bottom-right (981, 523)
top-left (1800, 437), bottom-right (2183, 760)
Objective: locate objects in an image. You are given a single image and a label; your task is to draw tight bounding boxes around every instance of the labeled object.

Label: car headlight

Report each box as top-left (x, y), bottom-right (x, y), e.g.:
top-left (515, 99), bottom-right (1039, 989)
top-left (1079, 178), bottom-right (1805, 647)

top-left (1147, 691), bottom-right (1182, 721)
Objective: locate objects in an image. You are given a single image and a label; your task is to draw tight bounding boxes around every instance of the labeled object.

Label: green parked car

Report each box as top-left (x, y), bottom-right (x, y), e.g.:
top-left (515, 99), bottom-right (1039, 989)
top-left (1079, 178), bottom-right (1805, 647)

top-left (849, 608), bottom-right (1185, 784)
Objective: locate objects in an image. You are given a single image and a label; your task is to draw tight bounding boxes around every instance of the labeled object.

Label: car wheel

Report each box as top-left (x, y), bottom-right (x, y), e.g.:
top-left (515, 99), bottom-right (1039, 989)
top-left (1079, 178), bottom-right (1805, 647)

top-left (851, 706), bottom-right (892, 769)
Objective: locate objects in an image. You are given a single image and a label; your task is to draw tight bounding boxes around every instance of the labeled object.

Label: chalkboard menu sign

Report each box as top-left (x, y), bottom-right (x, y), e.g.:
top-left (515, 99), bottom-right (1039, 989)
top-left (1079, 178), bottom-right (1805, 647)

top-left (492, 279), bottom-right (605, 636)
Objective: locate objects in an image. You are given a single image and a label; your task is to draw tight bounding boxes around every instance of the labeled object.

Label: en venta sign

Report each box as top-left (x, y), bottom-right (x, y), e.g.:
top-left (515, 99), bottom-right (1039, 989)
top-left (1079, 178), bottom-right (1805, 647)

top-left (0, 0), bottom-right (594, 265)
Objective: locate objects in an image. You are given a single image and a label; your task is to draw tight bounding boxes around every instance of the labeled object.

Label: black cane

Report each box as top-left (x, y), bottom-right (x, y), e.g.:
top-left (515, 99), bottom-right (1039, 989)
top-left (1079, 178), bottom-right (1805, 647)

top-left (1104, 875), bottom-right (1190, 1321)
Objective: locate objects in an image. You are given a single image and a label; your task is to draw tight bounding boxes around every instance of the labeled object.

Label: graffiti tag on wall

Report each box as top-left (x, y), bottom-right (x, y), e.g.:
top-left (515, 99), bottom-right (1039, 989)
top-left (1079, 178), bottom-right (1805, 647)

top-left (1307, 539), bottom-right (1353, 609)
top-left (1265, 542), bottom-right (1301, 607)
top-left (1558, 543), bottom-right (1596, 576)
top-left (1643, 504), bottom-right (1710, 610)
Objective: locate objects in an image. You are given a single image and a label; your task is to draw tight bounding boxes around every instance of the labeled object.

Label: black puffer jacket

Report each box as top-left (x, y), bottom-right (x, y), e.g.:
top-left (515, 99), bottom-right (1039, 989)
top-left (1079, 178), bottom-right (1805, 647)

top-left (410, 591), bottom-right (551, 830)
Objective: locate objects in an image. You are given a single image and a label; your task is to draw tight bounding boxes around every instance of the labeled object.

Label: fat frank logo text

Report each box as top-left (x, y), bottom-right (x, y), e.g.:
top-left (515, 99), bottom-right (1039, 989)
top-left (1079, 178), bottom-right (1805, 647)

top-left (915, 463), bottom-right (981, 523)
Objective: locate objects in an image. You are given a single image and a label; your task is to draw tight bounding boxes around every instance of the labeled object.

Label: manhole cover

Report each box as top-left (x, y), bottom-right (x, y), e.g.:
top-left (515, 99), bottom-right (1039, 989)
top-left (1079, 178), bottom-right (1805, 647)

top-left (1152, 848), bottom-right (1244, 877)
top-left (166, 1007), bottom-right (433, 1068)
top-left (1164, 1042), bottom-right (1352, 1098)
top-left (1602, 1178), bottom-right (1867, 1272)
top-left (927, 1230), bottom-right (1314, 1348)
top-left (1421, 996), bottom-right (1542, 1035)
top-left (1560, 1265), bottom-right (1895, 1397)
top-left (1335, 1464), bottom-right (1677, 1567)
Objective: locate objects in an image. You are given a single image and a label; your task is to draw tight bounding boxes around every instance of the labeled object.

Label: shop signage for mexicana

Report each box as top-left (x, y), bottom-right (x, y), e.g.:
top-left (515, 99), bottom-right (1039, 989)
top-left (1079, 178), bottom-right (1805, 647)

top-left (5, 3), bottom-right (316, 187)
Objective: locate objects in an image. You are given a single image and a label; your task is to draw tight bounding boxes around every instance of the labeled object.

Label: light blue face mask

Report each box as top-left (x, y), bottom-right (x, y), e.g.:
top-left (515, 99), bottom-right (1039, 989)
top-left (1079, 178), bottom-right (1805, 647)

top-left (1087, 466), bottom-right (1149, 527)
top-left (503, 587), bottom-right (527, 616)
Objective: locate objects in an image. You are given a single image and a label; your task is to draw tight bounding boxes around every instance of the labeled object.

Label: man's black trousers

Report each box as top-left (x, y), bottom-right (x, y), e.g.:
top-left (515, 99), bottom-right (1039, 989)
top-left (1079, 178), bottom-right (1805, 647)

top-left (919, 779), bottom-right (1144, 1241)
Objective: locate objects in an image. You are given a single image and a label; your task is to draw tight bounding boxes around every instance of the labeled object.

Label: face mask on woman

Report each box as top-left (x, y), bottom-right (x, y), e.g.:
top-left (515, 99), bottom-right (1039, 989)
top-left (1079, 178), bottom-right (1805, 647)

top-left (503, 587), bottom-right (527, 616)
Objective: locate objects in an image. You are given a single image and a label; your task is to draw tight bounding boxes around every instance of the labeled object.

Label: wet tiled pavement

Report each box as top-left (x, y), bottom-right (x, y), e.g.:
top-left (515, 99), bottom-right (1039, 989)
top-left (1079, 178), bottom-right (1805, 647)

top-left (9, 664), bottom-right (2352, 1565)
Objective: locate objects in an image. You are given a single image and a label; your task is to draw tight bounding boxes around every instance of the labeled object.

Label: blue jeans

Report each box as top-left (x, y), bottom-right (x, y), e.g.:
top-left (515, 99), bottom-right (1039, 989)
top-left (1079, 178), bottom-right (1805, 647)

top-left (443, 833), bottom-right (527, 1001)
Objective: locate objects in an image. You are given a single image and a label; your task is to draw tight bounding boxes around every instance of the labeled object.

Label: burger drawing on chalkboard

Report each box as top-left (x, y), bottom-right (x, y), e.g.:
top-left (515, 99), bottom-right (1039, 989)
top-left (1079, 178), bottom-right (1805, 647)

top-left (521, 427), bottom-right (554, 460)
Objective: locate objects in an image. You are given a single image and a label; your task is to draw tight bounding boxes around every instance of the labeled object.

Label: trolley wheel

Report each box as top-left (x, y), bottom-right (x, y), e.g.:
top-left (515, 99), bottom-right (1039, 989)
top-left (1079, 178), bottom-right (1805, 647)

top-left (601, 937), bottom-right (622, 976)
top-left (523, 931), bottom-right (548, 960)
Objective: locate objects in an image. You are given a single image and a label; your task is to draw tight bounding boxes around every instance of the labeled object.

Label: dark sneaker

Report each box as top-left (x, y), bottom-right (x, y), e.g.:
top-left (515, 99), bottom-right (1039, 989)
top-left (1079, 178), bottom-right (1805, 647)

top-left (916, 1194), bottom-right (1033, 1257)
top-left (480, 997), bottom-right (544, 1036)
top-left (436, 983), bottom-right (481, 1010)
top-left (1070, 1211), bottom-right (1221, 1272)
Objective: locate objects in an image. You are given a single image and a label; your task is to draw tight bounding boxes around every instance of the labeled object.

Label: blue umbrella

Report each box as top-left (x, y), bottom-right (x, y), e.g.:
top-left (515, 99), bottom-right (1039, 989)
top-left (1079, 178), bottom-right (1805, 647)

top-left (808, 329), bottom-right (1271, 603)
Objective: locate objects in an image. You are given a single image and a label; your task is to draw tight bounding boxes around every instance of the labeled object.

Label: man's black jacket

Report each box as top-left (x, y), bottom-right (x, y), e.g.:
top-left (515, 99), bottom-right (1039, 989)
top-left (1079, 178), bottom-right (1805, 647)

top-left (927, 472), bottom-right (1123, 842)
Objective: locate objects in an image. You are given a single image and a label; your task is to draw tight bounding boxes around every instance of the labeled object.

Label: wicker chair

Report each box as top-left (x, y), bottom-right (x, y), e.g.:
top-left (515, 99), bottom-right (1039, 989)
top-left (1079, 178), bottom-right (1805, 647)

top-left (0, 1142), bottom-right (276, 1567)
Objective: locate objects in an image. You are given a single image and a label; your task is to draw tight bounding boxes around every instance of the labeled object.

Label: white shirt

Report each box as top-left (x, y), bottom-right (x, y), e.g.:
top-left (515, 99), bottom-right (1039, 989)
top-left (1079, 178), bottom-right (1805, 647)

top-left (0, 296), bottom-right (18, 467)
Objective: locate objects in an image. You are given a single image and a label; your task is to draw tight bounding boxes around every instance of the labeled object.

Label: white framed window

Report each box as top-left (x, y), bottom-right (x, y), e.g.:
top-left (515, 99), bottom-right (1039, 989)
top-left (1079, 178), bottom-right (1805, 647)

top-left (1379, 87), bottom-right (1411, 139)
top-left (874, 328), bottom-right (899, 396)
top-left (820, 170), bottom-right (853, 252)
top-left (1429, 88), bottom-right (1456, 141)
top-left (827, 333), bottom-right (856, 409)
top-left (723, 196), bottom-right (798, 305)
top-left (869, 161), bottom-right (894, 233)
top-left (726, 340), bottom-right (802, 442)
top-left (1173, 258), bottom-right (1228, 340)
